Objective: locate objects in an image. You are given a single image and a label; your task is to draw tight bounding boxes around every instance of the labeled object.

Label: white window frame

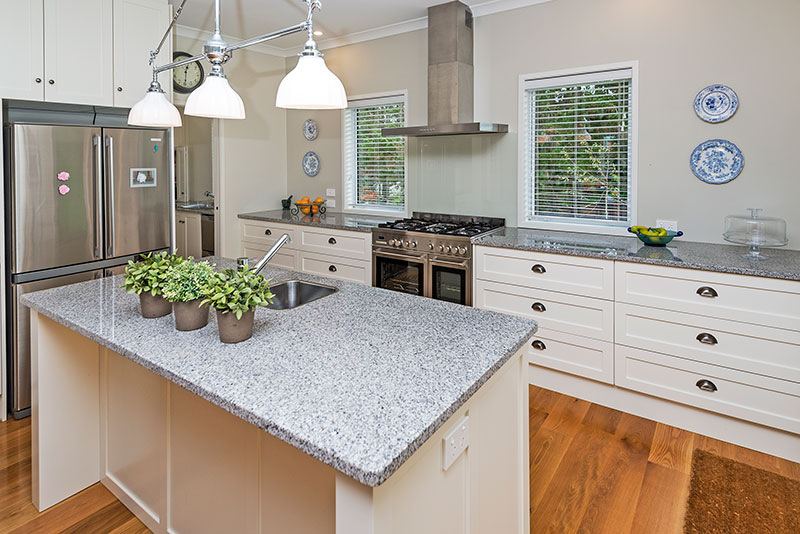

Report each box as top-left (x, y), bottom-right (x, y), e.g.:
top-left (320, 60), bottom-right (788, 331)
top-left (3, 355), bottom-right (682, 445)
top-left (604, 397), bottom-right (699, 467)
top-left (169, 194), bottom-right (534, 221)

top-left (517, 61), bottom-right (638, 236)
top-left (342, 90), bottom-right (409, 217)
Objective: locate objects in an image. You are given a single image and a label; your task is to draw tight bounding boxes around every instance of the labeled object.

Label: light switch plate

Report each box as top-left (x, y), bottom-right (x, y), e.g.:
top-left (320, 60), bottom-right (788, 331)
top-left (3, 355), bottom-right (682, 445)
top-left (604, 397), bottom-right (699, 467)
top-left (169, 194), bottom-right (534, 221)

top-left (656, 219), bottom-right (678, 232)
top-left (326, 188), bottom-right (336, 197)
top-left (442, 415), bottom-right (469, 471)
top-left (327, 199), bottom-right (336, 208)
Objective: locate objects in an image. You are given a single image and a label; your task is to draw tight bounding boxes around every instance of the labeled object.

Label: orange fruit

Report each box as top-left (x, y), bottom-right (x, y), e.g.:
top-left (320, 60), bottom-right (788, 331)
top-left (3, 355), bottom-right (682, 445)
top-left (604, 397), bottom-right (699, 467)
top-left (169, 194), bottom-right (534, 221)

top-left (300, 195), bottom-right (310, 201)
top-left (314, 197), bottom-right (324, 203)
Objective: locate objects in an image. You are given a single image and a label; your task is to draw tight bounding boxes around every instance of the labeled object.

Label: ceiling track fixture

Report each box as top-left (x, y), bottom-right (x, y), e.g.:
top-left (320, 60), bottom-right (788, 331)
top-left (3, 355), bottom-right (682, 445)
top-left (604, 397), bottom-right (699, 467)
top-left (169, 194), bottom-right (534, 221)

top-left (128, 0), bottom-right (347, 127)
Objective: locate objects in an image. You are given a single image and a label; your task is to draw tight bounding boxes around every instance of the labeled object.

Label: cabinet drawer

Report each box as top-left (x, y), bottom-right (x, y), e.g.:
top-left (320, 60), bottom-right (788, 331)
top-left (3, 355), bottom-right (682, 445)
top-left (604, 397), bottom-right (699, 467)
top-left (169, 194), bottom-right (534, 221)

top-left (615, 262), bottom-right (800, 331)
top-left (299, 228), bottom-right (371, 261)
top-left (615, 346), bottom-right (800, 434)
top-left (299, 252), bottom-right (370, 285)
top-left (527, 329), bottom-right (614, 384)
top-left (240, 220), bottom-right (297, 248)
top-left (240, 244), bottom-right (297, 271)
top-left (616, 303), bottom-right (800, 383)
top-left (475, 280), bottom-right (613, 342)
top-left (474, 246), bottom-right (613, 299)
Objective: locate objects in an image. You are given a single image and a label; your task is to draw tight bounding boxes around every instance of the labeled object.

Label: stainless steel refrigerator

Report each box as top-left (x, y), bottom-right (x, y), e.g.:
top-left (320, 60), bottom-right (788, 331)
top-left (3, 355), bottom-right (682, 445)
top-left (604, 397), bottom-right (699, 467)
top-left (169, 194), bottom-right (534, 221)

top-left (4, 105), bottom-right (171, 418)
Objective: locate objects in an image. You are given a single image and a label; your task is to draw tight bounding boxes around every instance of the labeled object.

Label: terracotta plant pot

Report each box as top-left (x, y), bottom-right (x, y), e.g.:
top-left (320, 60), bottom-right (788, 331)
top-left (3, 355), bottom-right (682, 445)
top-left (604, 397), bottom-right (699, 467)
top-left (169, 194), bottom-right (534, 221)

top-left (139, 292), bottom-right (172, 318)
top-left (216, 309), bottom-right (255, 344)
top-left (173, 299), bottom-right (209, 331)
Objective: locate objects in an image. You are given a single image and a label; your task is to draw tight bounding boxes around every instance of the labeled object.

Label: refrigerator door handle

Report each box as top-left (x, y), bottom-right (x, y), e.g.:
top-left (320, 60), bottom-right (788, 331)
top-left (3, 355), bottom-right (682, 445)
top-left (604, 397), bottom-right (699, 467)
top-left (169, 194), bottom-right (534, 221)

top-left (105, 135), bottom-right (116, 257)
top-left (93, 135), bottom-right (103, 259)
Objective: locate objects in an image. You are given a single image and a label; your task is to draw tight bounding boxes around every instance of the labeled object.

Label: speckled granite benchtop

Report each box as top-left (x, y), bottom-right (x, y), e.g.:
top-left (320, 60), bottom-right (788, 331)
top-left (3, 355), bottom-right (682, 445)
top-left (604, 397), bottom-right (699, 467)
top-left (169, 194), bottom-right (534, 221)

top-left (473, 228), bottom-right (800, 282)
top-left (239, 209), bottom-right (396, 233)
top-left (20, 258), bottom-right (536, 487)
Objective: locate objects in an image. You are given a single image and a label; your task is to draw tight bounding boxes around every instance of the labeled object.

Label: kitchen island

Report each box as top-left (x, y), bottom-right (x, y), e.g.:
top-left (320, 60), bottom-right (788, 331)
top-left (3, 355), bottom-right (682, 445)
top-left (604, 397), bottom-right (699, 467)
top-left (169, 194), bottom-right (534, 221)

top-left (21, 258), bottom-right (536, 534)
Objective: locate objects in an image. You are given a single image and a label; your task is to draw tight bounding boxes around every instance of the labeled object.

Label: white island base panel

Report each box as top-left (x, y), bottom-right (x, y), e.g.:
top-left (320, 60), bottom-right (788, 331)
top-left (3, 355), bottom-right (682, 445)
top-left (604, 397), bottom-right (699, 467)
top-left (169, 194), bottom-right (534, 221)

top-left (31, 312), bottom-right (530, 534)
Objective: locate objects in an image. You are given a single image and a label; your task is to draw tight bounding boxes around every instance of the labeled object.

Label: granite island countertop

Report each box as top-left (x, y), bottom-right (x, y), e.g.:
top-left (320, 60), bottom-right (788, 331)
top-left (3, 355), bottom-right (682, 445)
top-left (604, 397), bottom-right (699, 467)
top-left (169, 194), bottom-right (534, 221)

top-left (473, 227), bottom-right (800, 282)
top-left (238, 209), bottom-right (396, 233)
top-left (20, 258), bottom-right (536, 487)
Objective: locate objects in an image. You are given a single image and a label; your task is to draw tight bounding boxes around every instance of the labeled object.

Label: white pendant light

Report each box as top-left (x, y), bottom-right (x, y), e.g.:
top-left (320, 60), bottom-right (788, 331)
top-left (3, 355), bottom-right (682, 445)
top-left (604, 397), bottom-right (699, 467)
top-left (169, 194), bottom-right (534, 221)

top-left (277, 38), bottom-right (346, 110)
top-left (128, 81), bottom-right (182, 127)
top-left (185, 66), bottom-right (245, 119)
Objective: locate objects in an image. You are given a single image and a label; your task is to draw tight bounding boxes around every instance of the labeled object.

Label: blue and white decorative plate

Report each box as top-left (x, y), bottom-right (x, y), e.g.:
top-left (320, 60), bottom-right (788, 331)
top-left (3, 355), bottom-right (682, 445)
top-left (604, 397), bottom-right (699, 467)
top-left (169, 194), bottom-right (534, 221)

top-left (302, 151), bottom-right (320, 177)
top-left (302, 119), bottom-right (318, 141)
top-left (690, 139), bottom-right (744, 184)
top-left (694, 84), bottom-right (738, 123)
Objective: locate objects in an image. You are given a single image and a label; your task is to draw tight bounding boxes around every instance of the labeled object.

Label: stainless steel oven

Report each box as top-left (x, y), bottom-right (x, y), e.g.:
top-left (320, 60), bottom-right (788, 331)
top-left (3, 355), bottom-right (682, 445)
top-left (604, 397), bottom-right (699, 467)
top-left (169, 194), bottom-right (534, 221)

top-left (373, 249), bottom-right (428, 298)
top-left (429, 256), bottom-right (471, 306)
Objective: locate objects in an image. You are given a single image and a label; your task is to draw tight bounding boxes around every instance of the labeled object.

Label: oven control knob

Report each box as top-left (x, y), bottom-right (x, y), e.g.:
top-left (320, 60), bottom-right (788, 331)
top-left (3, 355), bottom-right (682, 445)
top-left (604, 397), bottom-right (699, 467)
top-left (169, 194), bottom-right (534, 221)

top-left (388, 239), bottom-right (396, 246)
top-left (458, 246), bottom-right (467, 254)
top-left (404, 240), bottom-right (410, 247)
top-left (445, 246), bottom-right (452, 253)
top-left (397, 240), bottom-right (403, 247)
top-left (410, 241), bottom-right (417, 248)
top-left (438, 244), bottom-right (445, 252)
top-left (428, 243), bottom-right (434, 250)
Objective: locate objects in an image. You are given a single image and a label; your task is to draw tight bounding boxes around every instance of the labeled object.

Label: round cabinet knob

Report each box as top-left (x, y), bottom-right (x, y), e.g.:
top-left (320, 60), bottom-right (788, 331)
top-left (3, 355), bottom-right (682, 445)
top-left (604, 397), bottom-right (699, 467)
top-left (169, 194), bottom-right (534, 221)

top-left (48, 79), bottom-right (55, 85)
top-left (35, 77), bottom-right (42, 83)
top-left (264, 229), bottom-right (272, 236)
top-left (329, 265), bottom-right (337, 272)
top-left (328, 237), bottom-right (337, 245)
top-left (117, 87), bottom-right (123, 92)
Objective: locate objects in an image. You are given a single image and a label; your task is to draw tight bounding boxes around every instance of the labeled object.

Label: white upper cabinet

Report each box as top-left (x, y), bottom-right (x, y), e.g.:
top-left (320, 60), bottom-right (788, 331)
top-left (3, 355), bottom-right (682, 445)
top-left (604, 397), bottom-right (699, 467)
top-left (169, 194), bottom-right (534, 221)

top-left (43, 0), bottom-right (113, 106)
top-left (0, 0), bottom-right (170, 108)
top-left (0, 1), bottom-right (45, 100)
top-left (113, 0), bottom-right (171, 108)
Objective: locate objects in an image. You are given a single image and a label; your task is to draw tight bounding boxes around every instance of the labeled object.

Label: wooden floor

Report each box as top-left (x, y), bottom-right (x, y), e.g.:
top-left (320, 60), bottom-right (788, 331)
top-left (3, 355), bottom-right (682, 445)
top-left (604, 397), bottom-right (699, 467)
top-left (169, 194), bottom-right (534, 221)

top-left (1, 386), bottom-right (798, 533)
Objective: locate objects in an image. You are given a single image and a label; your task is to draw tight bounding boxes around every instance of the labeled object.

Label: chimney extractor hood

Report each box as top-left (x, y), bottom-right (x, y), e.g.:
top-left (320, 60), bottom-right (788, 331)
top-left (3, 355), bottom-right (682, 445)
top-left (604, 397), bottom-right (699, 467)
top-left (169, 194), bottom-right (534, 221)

top-left (382, 1), bottom-right (507, 137)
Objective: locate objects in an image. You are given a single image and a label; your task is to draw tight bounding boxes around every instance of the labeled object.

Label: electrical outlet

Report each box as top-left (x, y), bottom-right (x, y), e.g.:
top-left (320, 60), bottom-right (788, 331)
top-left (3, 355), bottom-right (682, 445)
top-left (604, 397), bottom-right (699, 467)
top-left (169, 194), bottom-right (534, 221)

top-left (327, 199), bottom-right (336, 208)
top-left (442, 415), bottom-right (469, 471)
top-left (656, 219), bottom-right (678, 232)
top-left (326, 188), bottom-right (336, 197)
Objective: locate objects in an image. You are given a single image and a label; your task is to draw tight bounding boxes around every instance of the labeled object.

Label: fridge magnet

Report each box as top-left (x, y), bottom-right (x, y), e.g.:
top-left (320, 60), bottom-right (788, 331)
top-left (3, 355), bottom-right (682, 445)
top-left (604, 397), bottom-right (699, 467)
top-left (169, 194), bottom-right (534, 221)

top-left (58, 184), bottom-right (70, 196)
top-left (130, 168), bottom-right (157, 188)
top-left (57, 171), bottom-right (70, 181)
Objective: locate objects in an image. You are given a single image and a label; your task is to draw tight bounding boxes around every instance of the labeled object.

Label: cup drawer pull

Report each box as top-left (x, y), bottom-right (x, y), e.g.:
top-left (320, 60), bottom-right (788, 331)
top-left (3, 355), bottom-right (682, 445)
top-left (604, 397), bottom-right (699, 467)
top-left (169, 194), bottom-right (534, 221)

top-left (696, 379), bottom-right (718, 393)
top-left (696, 332), bottom-right (718, 345)
top-left (531, 302), bottom-right (546, 313)
top-left (531, 264), bottom-right (546, 274)
top-left (696, 286), bottom-right (718, 298)
top-left (531, 340), bottom-right (546, 351)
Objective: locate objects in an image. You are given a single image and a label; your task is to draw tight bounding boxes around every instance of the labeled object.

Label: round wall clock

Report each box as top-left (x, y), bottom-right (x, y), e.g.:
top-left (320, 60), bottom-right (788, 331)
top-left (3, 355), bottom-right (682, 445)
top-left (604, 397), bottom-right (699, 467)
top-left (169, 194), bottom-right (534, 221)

top-left (303, 119), bottom-right (319, 141)
top-left (172, 51), bottom-right (205, 94)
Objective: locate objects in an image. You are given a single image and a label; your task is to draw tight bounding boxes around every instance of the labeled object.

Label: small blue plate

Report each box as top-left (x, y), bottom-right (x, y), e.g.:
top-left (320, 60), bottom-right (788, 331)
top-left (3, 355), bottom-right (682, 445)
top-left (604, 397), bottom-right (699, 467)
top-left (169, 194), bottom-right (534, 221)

top-left (694, 84), bottom-right (738, 123)
top-left (690, 139), bottom-right (744, 184)
top-left (303, 119), bottom-right (318, 141)
top-left (302, 151), bottom-right (320, 177)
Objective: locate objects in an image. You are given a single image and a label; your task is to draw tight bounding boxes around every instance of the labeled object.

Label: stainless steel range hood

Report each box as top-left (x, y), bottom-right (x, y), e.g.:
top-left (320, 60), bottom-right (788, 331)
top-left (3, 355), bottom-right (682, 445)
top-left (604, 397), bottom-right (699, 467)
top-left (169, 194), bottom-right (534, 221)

top-left (382, 1), bottom-right (507, 137)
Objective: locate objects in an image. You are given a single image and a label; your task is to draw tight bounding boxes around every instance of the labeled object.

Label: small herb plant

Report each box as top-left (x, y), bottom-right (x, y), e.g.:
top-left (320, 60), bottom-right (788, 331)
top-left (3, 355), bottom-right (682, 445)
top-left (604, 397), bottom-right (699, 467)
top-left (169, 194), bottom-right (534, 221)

top-left (122, 251), bottom-right (183, 296)
top-left (162, 259), bottom-right (217, 303)
top-left (202, 267), bottom-right (274, 319)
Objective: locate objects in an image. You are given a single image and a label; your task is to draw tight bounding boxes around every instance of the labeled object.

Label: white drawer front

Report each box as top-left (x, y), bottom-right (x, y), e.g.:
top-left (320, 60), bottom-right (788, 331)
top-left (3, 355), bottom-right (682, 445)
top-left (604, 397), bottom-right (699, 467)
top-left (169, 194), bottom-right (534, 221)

top-left (616, 303), bottom-right (800, 383)
top-left (300, 228), bottom-right (370, 261)
top-left (615, 262), bottom-right (800, 331)
top-left (527, 329), bottom-right (614, 384)
top-left (240, 244), bottom-right (297, 271)
top-left (240, 220), bottom-right (297, 248)
top-left (299, 252), bottom-right (371, 285)
top-left (475, 246), bottom-right (614, 300)
top-left (615, 346), bottom-right (800, 435)
top-left (475, 280), bottom-right (613, 342)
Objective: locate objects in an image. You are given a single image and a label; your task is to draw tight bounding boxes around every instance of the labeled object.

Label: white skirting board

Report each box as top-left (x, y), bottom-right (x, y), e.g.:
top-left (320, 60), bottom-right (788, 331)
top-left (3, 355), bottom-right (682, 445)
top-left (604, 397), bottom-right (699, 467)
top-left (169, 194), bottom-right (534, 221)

top-left (528, 364), bottom-right (800, 464)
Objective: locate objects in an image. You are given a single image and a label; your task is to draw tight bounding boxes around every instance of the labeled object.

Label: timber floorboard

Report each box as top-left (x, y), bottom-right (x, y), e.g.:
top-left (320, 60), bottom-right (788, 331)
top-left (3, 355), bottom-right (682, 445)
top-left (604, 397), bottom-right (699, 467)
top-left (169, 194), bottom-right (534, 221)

top-left (1, 386), bottom-right (798, 533)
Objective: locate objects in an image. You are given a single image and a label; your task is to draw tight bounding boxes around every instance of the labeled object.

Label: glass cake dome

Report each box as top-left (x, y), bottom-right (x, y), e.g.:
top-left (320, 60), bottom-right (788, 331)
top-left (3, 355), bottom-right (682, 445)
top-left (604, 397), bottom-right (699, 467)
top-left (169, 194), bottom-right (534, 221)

top-left (723, 208), bottom-right (788, 261)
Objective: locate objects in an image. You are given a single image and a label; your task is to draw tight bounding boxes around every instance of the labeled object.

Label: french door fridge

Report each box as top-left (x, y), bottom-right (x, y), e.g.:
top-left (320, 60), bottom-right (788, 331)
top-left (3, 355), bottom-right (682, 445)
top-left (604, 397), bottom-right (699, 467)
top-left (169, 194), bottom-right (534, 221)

top-left (6, 123), bottom-right (171, 418)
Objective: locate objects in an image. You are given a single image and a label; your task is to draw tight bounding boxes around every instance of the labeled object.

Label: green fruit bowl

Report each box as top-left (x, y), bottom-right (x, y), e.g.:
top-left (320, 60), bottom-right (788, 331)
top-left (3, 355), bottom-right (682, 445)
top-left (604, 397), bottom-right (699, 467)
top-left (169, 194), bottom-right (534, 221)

top-left (628, 227), bottom-right (683, 247)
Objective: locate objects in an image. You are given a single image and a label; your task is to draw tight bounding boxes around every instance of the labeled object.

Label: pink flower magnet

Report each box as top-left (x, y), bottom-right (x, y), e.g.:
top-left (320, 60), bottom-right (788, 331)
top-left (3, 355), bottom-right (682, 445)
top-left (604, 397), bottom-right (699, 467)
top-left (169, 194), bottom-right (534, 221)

top-left (57, 171), bottom-right (70, 181)
top-left (58, 184), bottom-right (70, 196)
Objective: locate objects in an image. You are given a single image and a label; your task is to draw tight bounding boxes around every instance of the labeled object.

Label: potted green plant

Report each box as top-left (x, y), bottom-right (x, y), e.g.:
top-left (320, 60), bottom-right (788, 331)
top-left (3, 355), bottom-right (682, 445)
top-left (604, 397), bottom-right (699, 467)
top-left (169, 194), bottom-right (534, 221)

top-left (202, 266), bottom-right (274, 343)
top-left (122, 251), bottom-right (183, 318)
top-left (162, 259), bottom-right (216, 331)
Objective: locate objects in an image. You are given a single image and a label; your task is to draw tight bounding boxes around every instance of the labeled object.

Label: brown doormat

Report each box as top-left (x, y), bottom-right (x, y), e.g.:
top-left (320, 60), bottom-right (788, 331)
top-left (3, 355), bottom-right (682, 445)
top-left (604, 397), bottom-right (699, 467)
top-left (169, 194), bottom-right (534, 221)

top-left (684, 449), bottom-right (800, 534)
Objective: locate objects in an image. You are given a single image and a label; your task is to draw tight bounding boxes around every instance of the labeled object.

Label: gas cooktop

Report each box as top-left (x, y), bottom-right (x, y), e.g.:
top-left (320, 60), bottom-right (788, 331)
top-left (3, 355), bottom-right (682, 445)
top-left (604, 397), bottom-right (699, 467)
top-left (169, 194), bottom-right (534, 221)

top-left (377, 213), bottom-right (505, 237)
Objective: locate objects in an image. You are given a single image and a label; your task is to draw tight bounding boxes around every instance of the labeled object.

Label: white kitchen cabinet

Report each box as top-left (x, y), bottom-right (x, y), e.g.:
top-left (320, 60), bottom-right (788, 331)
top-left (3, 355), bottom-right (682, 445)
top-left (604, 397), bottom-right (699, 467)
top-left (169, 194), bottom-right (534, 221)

top-left (176, 210), bottom-right (202, 259)
top-left (113, 0), bottom-right (172, 107)
top-left (298, 251), bottom-right (371, 285)
top-left (43, 0), bottom-right (114, 106)
top-left (0, 0), bottom-right (44, 100)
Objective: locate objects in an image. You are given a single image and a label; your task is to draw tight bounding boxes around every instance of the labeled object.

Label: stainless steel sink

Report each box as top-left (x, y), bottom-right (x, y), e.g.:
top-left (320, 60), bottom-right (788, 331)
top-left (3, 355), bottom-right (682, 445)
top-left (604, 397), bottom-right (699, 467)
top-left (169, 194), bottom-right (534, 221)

top-left (266, 280), bottom-right (337, 310)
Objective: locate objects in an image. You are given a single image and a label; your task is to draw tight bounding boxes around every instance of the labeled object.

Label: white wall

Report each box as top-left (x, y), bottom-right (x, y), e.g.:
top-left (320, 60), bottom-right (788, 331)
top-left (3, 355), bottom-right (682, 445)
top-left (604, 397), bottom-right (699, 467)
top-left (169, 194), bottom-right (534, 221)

top-left (176, 32), bottom-right (288, 257)
top-left (286, 0), bottom-right (800, 249)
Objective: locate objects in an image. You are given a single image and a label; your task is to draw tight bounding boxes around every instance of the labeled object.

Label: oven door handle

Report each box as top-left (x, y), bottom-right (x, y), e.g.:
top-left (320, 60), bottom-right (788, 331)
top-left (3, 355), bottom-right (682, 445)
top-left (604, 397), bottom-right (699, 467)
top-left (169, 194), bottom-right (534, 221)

top-left (430, 257), bottom-right (470, 269)
top-left (374, 250), bottom-right (428, 263)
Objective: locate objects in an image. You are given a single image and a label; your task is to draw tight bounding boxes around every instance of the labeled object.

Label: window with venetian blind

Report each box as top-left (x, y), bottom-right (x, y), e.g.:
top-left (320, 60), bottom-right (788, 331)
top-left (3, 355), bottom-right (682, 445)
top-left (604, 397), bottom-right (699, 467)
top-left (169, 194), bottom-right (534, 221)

top-left (520, 66), bottom-right (636, 230)
top-left (343, 94), bottom-right (406, 213)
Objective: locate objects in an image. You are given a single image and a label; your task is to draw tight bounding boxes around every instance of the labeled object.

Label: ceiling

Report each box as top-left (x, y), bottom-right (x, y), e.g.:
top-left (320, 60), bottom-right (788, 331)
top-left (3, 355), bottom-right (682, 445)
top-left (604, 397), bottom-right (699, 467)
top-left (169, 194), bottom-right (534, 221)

top-left (169, 0), bottom-right (548, 54)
